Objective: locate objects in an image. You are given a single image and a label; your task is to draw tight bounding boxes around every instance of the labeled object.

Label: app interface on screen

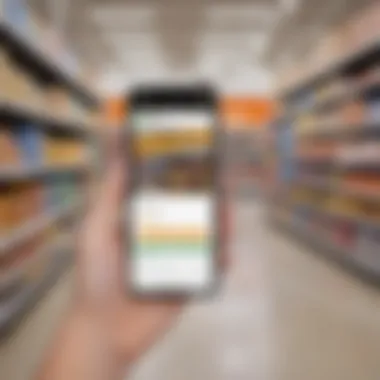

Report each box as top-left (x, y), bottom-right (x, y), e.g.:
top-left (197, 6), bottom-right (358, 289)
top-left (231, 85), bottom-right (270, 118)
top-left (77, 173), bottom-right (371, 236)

top-left (131, 110), bottom-right (215, 291)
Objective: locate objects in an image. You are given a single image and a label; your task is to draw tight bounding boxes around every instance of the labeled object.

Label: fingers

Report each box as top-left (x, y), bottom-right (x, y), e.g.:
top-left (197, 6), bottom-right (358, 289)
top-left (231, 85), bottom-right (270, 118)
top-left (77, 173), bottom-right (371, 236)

top-left (75, 131), bottom-right (127, 299)
top-left (86, 131), bottom-right (126, 238)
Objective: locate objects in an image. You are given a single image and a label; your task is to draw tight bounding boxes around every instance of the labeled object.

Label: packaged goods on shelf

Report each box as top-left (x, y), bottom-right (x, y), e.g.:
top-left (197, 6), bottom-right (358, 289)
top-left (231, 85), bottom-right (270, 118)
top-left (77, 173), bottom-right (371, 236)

top-left (44, 136), bottom-right (88, 165)
top-left (0, 128), bottom-right (21, 166)
top-left (337, 142), bottom-right (380, 165)
top-left (0, 186), bottom-right (14, 234)
top-left (341, 173), bottom-right (380, 194)
top-left (341, 99), bottom-right (366, 124)
top-left (0, 185), bottom-right (28, 234)
top-left (14, 124), bottom-right (44, 166)
top-left (45, 176), bottom-right (79, 210)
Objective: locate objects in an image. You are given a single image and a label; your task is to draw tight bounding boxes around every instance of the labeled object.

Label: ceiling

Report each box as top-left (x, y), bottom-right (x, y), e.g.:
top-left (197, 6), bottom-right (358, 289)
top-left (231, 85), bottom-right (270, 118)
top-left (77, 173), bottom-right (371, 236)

top-left (29, 0), bottom-right (375, 96)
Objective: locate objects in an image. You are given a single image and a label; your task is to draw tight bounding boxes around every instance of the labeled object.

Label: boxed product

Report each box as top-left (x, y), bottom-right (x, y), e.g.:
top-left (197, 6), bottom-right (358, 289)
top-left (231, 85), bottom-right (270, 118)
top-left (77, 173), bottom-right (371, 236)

top-left (341, 173), bottom-right (380, 194)
top-left (0, 128), bottom-right (21, 166)
top-left (0, 186), bottom-right (14, 234)
top-left (341, 100), bottom-right (365, 124)
top-left (45, 136), bottom-right (88, 165)
top-left (14, 124), bottom-right (44, 165)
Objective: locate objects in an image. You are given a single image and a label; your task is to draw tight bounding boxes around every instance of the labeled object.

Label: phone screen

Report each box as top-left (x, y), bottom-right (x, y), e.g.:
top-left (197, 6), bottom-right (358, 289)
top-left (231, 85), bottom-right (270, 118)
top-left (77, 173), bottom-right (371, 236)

top-left (128, 88), bottom-right (218, 295)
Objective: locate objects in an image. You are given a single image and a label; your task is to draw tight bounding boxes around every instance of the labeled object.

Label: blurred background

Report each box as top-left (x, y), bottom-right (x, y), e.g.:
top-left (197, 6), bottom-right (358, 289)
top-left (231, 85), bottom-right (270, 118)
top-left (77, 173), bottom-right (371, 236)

top-left (1, 0), bottom-right (380, 379)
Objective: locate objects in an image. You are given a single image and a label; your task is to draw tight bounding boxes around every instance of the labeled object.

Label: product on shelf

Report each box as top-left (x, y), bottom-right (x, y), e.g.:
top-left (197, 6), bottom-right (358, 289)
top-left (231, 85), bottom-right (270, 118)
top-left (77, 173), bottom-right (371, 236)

top-left (14, 124), bottom-right (44, 166)
top-left (341, 99), bottom-right (366, 124)
top-left (45, 175), bottom-right (80, 210)
top-left (0, 128), bottom-right (21, 166)
top-left (340, 173), bottom-right (380, 194)
top-left (44, 135), bottom-right (88, 165)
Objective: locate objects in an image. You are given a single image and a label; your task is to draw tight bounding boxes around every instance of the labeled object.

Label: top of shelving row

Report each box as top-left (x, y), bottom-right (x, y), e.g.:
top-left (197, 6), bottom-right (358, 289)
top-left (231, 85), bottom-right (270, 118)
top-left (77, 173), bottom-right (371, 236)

top-left (280, 38), bottom-right (380, 102)
top-left (0, 19), bottom-right (99, 109)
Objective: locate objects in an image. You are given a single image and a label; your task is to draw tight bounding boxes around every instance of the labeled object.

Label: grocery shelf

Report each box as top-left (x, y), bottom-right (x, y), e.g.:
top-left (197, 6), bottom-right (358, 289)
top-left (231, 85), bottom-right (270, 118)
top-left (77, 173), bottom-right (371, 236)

top-left (297, 156), bottom-right (380, 171)
top-left (0, 163), bottom-right (90, 182)
top-left (297, 178), bottom-right (380, 201)
top-left (0, 235), bottom-right (72, 294)
top-left (272, 214), bottom-right (380, 286)
top-left (280, 38), bottom-right (380, 101)
top-left (0, 100), bottom-right (97, 135)
top-left (0, 19), bottom-right (98, 108)
top-left (0, 243), bottom-right (72, 340)
top-left (289, 80), bottom-right (380, 119)
top-left (294, 203), bottom-right (380, 230)
top-left (297, 121), bottom-right (380, 139)
top-left (0, 201), bottom-right (81, 255)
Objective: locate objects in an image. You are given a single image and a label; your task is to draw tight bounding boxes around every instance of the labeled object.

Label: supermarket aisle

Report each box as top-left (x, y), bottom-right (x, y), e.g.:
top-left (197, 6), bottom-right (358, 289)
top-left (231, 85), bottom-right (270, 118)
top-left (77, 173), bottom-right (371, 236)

top-left (2, 200), bottom-right (380, 379)
top-left (130, 200), bottom-right (380, 380)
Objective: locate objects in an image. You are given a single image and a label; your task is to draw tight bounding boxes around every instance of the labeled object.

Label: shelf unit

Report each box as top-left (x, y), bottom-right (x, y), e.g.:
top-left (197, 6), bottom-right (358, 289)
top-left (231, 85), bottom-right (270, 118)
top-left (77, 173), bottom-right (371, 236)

top-left (271, 37), bottom-right (380, 284)
top-left (0, 100), bottom-right (98, 135)
top-left (271, 212), bottom-right (380, 286)
top-left (0, 13), bottom-right (99, 339)
top-left (0, 163), bottom-right (90, 182)
top-left (1, 200), bottom-right (82, 254)
top-left (280, 38), bottom-right (380, 102)
top-left (0, 18), bottom-right (98, 108)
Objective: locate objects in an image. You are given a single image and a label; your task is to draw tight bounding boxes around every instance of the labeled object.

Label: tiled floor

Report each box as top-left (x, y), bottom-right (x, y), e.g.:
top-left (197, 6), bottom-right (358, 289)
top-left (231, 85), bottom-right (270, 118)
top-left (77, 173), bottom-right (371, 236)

top-left (2, 200), bottom-right (380, 380)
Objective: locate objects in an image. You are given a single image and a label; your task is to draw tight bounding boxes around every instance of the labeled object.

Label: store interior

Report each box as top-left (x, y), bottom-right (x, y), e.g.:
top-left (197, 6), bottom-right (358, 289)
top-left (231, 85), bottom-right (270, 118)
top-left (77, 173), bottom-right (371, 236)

top-left (1, 0), bottom-right (380, 379)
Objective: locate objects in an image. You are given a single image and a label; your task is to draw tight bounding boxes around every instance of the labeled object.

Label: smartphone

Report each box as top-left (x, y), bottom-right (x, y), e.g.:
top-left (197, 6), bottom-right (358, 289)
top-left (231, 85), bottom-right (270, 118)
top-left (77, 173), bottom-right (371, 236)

top-left (127, 85), bottom-right (220, 297)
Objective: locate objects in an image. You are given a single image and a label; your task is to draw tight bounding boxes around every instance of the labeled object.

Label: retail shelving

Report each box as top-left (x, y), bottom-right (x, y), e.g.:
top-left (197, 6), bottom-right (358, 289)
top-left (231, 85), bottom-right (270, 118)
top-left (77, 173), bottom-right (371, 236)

top-left (271, 34), bottom-right (380, 284)
top-left (0, 200), bottom-right (83, 254)
top-left (0, 19), bottom-right (99, 108)
top-left (297, 121), bottom-right (380, 140)
top-left (0, 100), bottom-right (98, 135)
top-left (0, 163), bottom-right (90, 182)
top-left (0, 9), bottom-right (100, 338)
top-left (280, 38), bottom-right (380, 102)
top-left (272, 211), bottom-right (380, 286)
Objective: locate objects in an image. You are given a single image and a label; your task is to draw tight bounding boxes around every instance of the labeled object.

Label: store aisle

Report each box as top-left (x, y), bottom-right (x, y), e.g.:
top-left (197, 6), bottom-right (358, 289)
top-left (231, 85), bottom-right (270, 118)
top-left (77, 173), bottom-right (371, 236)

top-left (129, 200), bottom-right (380, 380)
top-left (2, 200), bottom-right (380, 380)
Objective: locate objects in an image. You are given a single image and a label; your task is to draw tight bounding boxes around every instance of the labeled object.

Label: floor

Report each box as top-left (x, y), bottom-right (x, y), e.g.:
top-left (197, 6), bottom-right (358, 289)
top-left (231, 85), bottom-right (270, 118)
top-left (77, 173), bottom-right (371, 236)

top-left (2, 200), bottom-right (380, 380)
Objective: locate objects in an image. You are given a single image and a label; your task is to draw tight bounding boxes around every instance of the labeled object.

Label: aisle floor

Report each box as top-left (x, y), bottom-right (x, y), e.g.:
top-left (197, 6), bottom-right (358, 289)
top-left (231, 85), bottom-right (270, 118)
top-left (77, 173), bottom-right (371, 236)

top-left (2, 200), bottom-right (380, 380)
